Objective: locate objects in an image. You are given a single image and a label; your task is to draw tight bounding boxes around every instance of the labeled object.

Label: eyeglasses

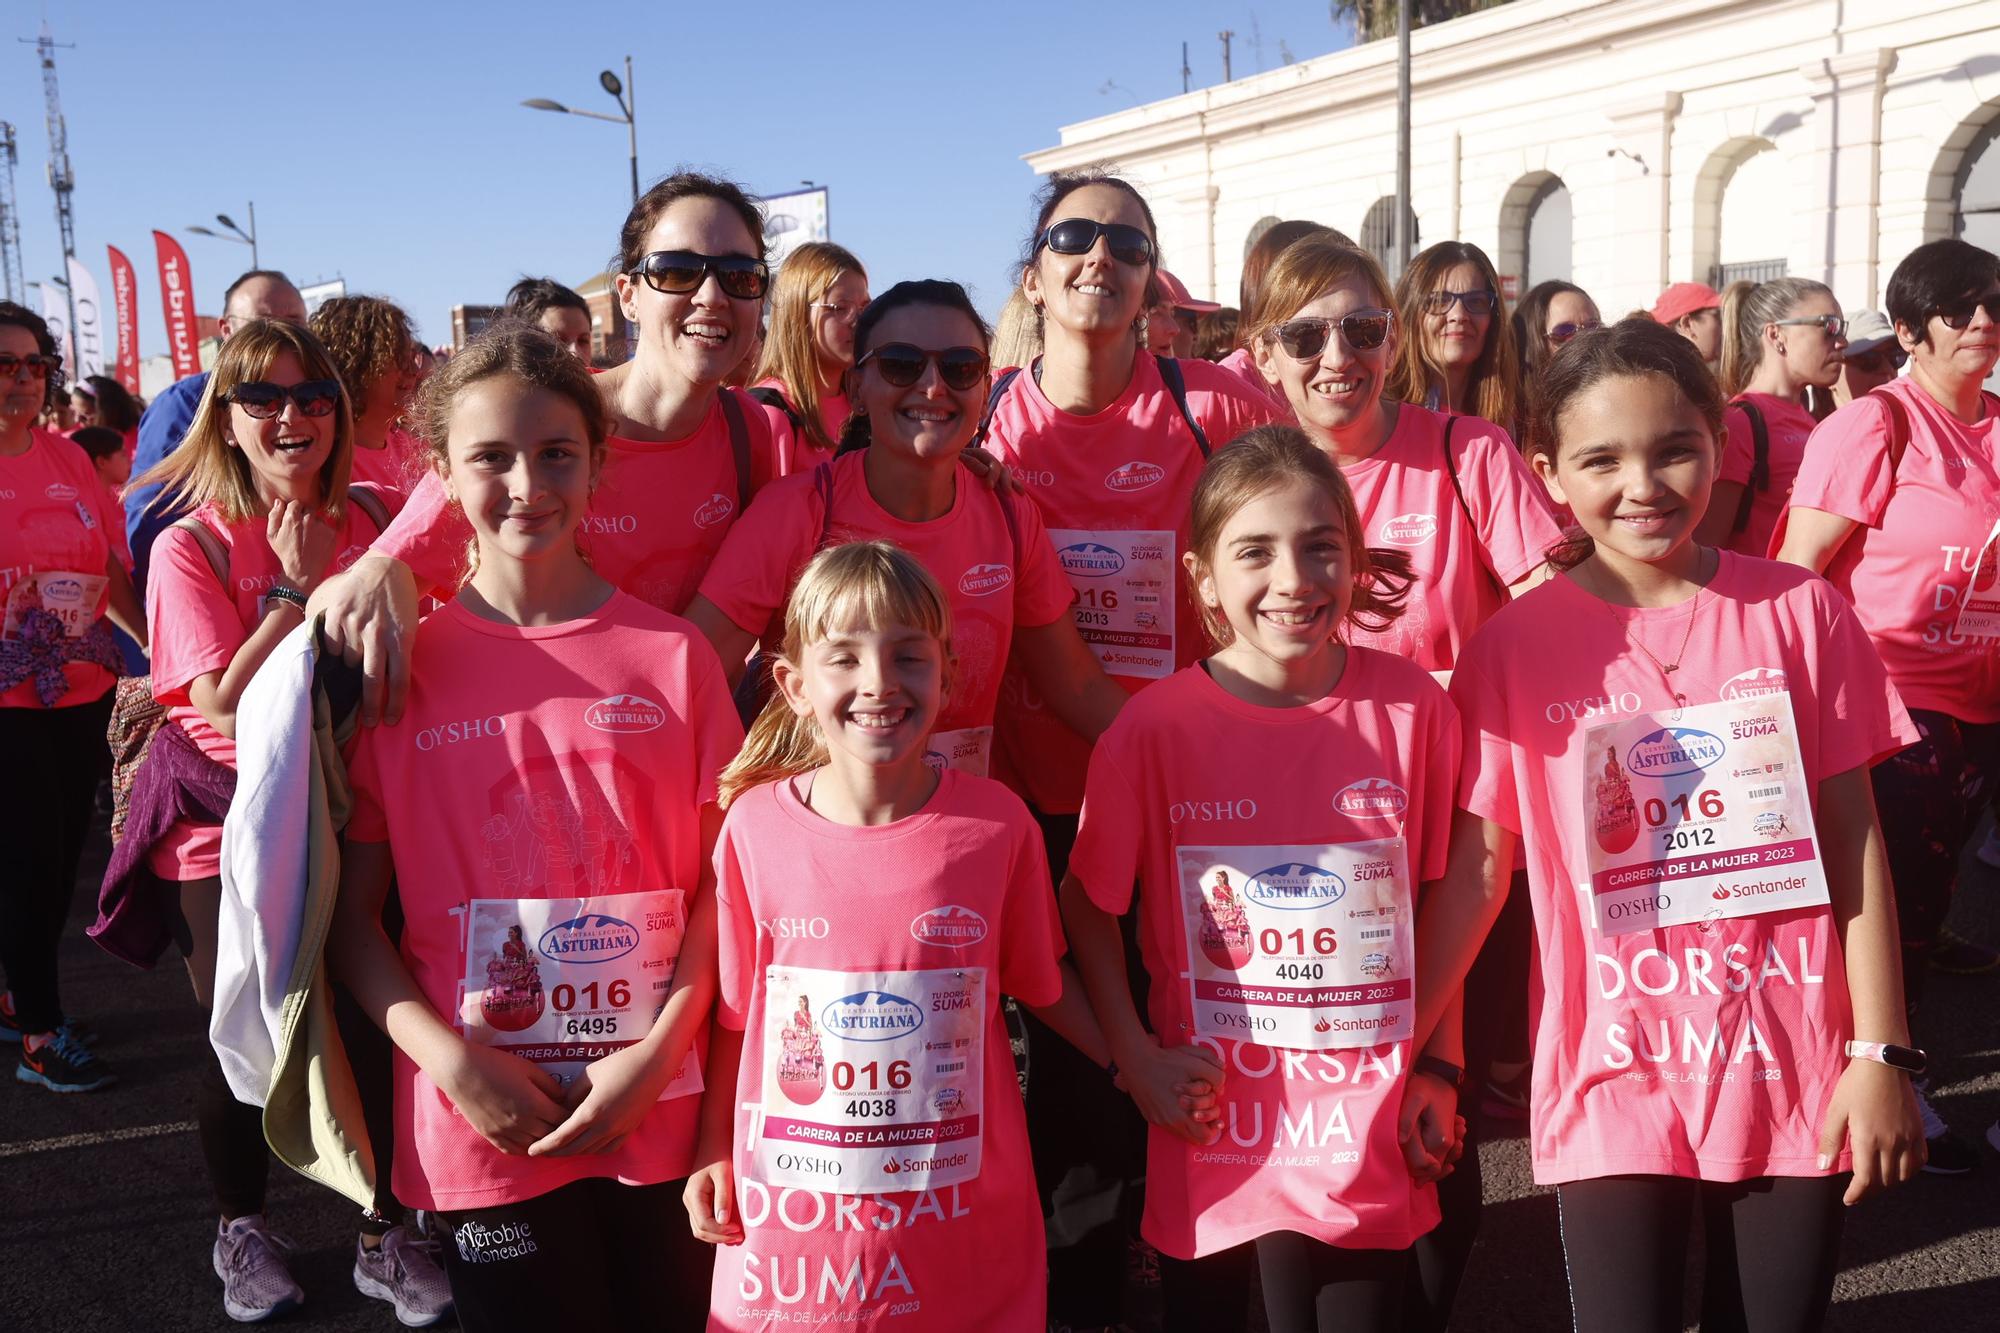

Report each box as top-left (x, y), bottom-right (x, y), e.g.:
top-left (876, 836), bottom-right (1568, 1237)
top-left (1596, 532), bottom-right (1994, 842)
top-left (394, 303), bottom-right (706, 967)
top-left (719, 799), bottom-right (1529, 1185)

top-left (1034, 218), bottom-right (1155, 267)
top-left (856, 343), bottom-right (989, 391)
top-left (631, 250), bottom-right (771, 300)
top-left (1548, 320), bottom-right (1602, 346)
top-left (226, 379), bottom-right (342, 419)
top-left (0, 353), bottom-right (61, 380)
top-left (810, 300), bottom-right (864, 323)
top-left (1422, 288), bottom-right (1498, 317)
top-left (1267, 311), bottom-right (1394, 360)
top-left (1773, 314), bottom-right (1847, 338)
top-left (1933, 293), bottom-right (2000, 331)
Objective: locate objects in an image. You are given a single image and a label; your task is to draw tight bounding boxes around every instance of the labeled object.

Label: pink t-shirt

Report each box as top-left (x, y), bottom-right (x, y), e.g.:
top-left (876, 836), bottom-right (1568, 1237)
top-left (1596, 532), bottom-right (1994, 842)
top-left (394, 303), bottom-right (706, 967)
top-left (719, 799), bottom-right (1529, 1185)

top-left (1069, 651), bottom-right (1456, 1259)
top-left (709, 768), bottom-right (1063, 1332)
top-left (1451, 553), bottom-right (1915, 1185)
top-left (146, 487), bottom-right (395, 879)
top-left (751, 377), bottom-right (850, 468)
top-left (0, 430), bottom-right (117, 709)
top-left (1341, 407), bottom-right (1560, 671)
top-left (346, 592), bottom-right (742, 1212)
top-left (1215, 347), bottom-right (1294, 418)
top-left (1718, 394), bottom-right (1815, 559)
top-left (1775, 378), bottom-right (2000, 721)
top-left (370, 389), bottom-right (795, 612)
top-left (348, 435), bottom-right (419, 494)
top-left (985, 354), bottom-right (1284, 813)
top-left (697, 454), bottom-right (1074, 772)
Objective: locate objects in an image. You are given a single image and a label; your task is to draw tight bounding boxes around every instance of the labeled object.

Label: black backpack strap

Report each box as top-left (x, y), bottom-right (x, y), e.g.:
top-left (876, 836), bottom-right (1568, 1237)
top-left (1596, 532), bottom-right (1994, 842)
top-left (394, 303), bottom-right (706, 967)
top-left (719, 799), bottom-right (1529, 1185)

top-left (1728, 398), bottom-right (1770, 537)
top-left (1155, 355), bottom-right (1212, 459)
top-left (969, 366), bottom-right (1024, 452)
top-left (745, 385), bottom-right (807, 438)
top-left (718, 389), bottom-right (753, 511)
top-left (344, 484), bottom-right (392, 534)
top-left (1437, 414), bottom-right (1505, 597)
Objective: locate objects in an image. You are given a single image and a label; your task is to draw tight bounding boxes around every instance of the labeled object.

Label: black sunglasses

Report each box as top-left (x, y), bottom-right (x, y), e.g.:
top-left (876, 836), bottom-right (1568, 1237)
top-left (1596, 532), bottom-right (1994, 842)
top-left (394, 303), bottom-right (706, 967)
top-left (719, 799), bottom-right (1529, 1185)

top-left (1035, 218), bottom-right (1155, 267)
top-left (1268, 311), bottom-right (1394, 360)
top-left (227, 379), bottom-right (342, 419)
top-left (0, 353), bottom-right (61, 380)
top-left (631, 250), bottom-right (771, 300)
top-left (857, 344), bottom-right (989, 392)
top-left (1934, 293), bottom-right (2000, 331)
top-left (1548, 319), bottom-right (1602, 346)
top-left (1422, 288), bottom-right (1499, 317)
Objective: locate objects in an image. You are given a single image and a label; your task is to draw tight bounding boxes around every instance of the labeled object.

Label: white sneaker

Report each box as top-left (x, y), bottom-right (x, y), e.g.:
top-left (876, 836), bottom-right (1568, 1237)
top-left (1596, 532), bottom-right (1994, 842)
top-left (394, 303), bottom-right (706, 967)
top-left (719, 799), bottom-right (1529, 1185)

top-left (212, 1214), bottom-right (304, 1323)
top-left (354, 1224), bottom-right (454, 1327)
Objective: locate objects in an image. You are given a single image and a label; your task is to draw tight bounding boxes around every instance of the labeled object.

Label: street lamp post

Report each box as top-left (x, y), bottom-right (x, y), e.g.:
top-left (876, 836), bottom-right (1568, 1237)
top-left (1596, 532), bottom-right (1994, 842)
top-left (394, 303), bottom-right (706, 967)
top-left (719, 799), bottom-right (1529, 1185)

top-left (523, 55), bottom-right (638, 204)
top-left (188, 202), bottom-right (259, 268)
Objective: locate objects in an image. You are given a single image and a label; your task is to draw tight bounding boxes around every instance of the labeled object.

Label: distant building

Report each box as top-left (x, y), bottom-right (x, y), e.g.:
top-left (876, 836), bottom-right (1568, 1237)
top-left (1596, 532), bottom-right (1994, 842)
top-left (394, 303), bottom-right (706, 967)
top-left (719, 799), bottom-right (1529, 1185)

top-left (574, 271), bottom-right (631, 363)
top-left (451, 304), bottom-right (503, 350)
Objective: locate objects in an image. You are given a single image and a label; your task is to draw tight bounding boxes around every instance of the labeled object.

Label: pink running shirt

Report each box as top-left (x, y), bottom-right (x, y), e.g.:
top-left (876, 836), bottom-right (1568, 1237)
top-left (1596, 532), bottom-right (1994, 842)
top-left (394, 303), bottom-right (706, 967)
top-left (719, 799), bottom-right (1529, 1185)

top-left (1069, 650), bottom-right (1457, 1259)
top-left (1339, 407), bottom-right (1560, 672)
top-left (1214, 347), bottom-right (1294, 418)
top-left (368, 389), bottom-right (795, 611)
top-left (1717, 393), bottom-right (1816, 559)
top-left (1775, 378), bottom-right (2000, 721)
top-left (696, 454), bottom-right (1074, 774)
top-left (985, 354), bottom-right (1283, 813)
top-left (709, 768), bottom-right (1063, 1332)
top-left (751, 377), bottom-right (849, 469)
top-left (346, 592), bottom-right (742, 1212)
top-left (0, 430), bottom-right (118, 709)
top-left (1451, 553), bottom-right (1915, 1184)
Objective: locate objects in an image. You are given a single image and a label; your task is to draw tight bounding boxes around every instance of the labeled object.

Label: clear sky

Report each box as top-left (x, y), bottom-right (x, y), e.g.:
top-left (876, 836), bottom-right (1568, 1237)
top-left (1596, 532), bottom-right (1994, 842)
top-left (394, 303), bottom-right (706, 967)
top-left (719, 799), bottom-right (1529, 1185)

top-left (2, 0), bottom-right (1352, 360)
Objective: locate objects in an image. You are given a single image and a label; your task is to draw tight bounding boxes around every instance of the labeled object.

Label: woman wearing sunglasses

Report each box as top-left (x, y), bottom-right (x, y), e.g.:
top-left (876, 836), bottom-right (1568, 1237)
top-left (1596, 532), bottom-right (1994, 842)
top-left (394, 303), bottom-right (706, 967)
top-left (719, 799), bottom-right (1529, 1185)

top-left (1244, 233), bottom-right (1561, 1332)
top-left (117, 320), bottom-right (447, 1324)
top-left (1696, 277), bottom-right (1846, 556)
top-left (0, 301), bottom-right (144, 1094)
top-left (1511, 280), bottom-right (1601, 392)
top-left (311, 295), bottom-right (424, 493)
top-left (750, 241), bottom-right (869, 465)
top-left (313, 172), bottom-right (797, 724)
top-left (685, 279), bottom-right (1127, 781)
top-left (977, 169), bottom-right (1281, 1331)
top-left (1776, 239), bottom-right (2000, 1172)
top-left (1387, 242), bottom-right (1521, 434)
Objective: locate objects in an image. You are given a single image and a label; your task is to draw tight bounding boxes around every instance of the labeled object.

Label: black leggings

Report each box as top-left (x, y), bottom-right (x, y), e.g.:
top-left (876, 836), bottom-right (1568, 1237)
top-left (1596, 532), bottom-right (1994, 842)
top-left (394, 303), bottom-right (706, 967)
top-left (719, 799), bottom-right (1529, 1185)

top-left (1160, 1244), bottom-right (1254, 1333)
top-left (1256, 1236), bottom-right (1407, 1333)
top-left (0, 693), bottom-right (111, 1034)
top-left (1869, 707), bottom-right (2000, 1008)
top-left (1557, 1174), bottom-right (1845, 1333)
top-left (435, 1177), bottom-right (711, 1333)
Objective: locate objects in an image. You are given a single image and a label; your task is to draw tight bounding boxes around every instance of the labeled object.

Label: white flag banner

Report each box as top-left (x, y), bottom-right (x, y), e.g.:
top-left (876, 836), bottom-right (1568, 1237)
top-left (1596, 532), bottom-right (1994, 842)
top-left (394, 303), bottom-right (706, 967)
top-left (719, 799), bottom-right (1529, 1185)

top-left (37, 283), bottom-right (73, 379)
top-left (66, 257), bottom-right (106, 379)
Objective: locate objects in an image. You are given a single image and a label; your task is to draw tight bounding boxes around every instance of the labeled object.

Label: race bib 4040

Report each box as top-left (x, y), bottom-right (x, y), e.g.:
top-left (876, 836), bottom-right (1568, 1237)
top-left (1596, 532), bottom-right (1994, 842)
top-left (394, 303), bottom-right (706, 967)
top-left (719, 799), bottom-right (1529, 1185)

top-left (1049, 528), bottom-right (1175, 679)
top-left (754, 966), bottom-right (985, 1195)
top-left (457, 888), bottom-right (700, 1100)
top-left (1582, 692), bottom-right (1829, 936)
top-left (1176, 839), bottom-right (1413, 1050)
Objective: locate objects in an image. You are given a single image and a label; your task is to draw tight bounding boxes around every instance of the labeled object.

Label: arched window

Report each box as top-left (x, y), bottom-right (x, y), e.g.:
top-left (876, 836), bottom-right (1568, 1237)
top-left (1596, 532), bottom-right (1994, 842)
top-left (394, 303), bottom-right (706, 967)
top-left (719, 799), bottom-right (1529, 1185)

top-left (1360, 197), bottom-right (1420, 278)
top-left (1955, 115), bottom-right (2000, 252)
top-left (1713, 144), bottom-right (1790, 288)
top-left (1524, 177), bottom-right (1573, 287)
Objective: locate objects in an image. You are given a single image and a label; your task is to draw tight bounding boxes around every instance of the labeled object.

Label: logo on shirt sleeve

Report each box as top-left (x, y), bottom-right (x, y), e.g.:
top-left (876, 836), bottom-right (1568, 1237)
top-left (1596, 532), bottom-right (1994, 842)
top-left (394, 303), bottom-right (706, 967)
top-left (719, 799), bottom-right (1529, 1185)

top-left (694, 493), bottom-right (735, 529)
top-left (1105, 461), bottom-right (1166, 492)
top-left (958, 564), bottom-right (1013, 596)
top-left (910, 905), bottom-right (990, 948)
top-left (584, 693), bottom-right (666, 733)
top-left (1377, 513), bottom-right (1437, 547)
top-left (1720, 667), bottom-right (1789, 700)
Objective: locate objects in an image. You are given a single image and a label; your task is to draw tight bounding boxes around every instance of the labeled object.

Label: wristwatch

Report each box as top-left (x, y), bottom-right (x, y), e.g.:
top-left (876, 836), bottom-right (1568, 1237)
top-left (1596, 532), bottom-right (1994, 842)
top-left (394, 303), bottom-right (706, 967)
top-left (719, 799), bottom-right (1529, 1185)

top-left (1414, 1056), bottom-right (1464, 1089)
top-left (1844, 1040), bottom-right (1927, 1076)
top-left (261, 583), bottom-right (308, 618)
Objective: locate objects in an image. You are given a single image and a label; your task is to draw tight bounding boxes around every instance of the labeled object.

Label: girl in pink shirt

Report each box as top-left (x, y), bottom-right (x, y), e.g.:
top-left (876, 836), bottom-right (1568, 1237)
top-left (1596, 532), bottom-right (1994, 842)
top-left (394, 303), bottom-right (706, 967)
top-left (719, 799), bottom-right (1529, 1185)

top-left (333, 324), bottom-right (737, 1333)
top-left (685, 541), bottom-right (1162, 1332)
top-left (748, 241), bottom-right (868, 465)
top-left (314, 172), bottom-right (799, 724)
top-left (1692, 277), bottom-right (1847, 556)
top-left (1417, 319), bottom-right (1925, 1333)
top-left (1064, 427), bottom-right (1465, 1333)
top-left (685, 279), bottom-right (1127, 781)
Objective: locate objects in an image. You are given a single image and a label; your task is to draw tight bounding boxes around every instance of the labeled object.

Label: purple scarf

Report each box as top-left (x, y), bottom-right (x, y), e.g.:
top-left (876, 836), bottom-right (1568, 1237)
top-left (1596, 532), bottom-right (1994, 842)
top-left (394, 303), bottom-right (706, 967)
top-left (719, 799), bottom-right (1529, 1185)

top-left (90, 720), bottom-right (237, 968)
top-left (0, 609), bottom-right (124, 707)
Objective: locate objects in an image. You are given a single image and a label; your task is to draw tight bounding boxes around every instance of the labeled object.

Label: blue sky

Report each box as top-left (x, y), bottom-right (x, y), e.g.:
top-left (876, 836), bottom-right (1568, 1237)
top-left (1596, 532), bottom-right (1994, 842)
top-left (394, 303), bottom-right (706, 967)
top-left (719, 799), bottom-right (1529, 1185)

top-left (2, 1), bottom-right (1350, 357)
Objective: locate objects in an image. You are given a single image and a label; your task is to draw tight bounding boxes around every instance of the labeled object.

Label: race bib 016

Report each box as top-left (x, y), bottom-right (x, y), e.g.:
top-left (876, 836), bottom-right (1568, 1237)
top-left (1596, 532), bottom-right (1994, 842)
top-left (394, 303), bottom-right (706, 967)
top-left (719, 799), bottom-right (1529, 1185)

top-left (1582, 692), bottom-right (1830, 936)
top-left (1176, 839), bottom-right (1414, 1050)
top-left (457, 888), bottom-right (700, 1101)
top-left (1050, 528), bottom-right (1175, 679)
top-left (754, 966), bottom-right (984, 1195)
top-left (2, 570), bottom-right (106, 640)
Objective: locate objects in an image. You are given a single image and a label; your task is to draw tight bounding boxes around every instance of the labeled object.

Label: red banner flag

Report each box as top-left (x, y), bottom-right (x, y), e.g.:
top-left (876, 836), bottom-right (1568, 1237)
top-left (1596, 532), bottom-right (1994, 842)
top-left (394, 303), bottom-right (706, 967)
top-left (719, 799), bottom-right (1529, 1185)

top-left (152, 230), bottom-right (199, 380)
top-left (107, 245), bottom-right (140, 395)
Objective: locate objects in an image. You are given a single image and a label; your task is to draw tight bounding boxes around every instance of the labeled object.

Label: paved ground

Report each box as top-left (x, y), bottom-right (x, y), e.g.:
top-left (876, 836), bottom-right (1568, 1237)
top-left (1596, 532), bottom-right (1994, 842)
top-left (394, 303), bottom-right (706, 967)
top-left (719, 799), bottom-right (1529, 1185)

top-left (1, 818), bottom-right (1994, 1332)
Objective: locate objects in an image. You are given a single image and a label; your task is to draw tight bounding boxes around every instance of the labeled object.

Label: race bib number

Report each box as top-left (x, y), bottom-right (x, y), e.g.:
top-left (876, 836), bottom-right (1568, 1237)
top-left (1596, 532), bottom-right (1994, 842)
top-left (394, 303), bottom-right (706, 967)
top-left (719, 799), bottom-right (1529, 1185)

top-left (754, 966), bottom-right (984, 1194)
top-left (3, 570), bottom-right (106, 640)
top-left (921, 725), bottom-right (992, 778)
top-left (457, 888), bottom-right (700, 1100)
top-left (1956, 517), bottom-right (2000, 639)
top-left (1176, 839), bottom-right (1413, 1050)
top-left (1582, 693), bottom-right (1830, 936)
top-left (1049, 528), bottom-right (1174, 679)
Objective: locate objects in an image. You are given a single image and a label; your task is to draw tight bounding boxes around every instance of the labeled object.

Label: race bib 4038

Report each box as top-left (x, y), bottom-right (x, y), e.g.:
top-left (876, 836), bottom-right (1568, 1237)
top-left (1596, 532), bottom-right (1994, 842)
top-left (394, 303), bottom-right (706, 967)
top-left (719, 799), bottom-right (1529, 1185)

top-left (1582, 692), bottom-right (1830, 936)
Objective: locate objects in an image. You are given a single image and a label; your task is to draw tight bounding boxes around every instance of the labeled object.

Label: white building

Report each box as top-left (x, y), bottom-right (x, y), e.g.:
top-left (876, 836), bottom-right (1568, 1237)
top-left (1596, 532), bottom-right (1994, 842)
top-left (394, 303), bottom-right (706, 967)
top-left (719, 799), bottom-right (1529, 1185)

top-left (1025, 0), bottom-right (2000, 320)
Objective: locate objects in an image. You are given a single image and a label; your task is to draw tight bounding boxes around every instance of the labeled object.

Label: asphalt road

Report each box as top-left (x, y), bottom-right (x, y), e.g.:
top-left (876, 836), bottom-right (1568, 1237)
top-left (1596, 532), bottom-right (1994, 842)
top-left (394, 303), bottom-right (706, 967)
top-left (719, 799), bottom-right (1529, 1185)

top-left (1, 817), bottom-right (1994, 1332)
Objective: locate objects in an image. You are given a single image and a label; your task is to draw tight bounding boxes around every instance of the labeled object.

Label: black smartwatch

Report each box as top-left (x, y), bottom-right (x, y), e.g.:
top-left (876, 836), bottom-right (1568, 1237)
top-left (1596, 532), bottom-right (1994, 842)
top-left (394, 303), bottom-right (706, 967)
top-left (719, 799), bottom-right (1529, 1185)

top-left (1414, 1056), bottom-right (1464, 1089)
top-left (1844, 1041), bottom-right (1927, 1076)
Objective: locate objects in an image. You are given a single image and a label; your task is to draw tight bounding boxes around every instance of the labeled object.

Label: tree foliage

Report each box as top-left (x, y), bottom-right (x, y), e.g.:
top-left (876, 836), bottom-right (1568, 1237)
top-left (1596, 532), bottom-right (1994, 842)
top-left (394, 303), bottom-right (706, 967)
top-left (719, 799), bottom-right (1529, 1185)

top-left (1330, 0), bottom-right (1514, 43)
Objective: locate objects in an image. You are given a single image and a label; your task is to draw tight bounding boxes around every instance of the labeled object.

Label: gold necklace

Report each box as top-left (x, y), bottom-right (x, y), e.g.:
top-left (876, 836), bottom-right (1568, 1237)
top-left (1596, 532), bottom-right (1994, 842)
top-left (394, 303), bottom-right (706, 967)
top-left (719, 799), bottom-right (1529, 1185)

top-left (1588, 549), bottom-right (1715, 714)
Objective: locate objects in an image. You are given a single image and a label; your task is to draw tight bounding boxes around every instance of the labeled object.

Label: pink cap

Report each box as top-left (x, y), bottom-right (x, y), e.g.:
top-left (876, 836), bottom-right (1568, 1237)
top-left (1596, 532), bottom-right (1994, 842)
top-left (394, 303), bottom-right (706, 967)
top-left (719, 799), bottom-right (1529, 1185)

top-left (1155, 268), bottom-right (1221, 314)
top-left (1652, 282), bottom-right (1721, 325)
